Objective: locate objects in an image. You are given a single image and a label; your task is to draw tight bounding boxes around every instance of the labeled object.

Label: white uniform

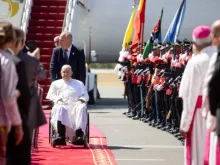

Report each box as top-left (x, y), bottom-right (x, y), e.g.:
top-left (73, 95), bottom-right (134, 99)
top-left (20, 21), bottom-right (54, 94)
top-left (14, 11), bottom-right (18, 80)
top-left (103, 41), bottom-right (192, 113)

top-left (179, 46), bottom-right (214, 165)
top-left (114, 50), bottom-right (129, 76)
top-left (46, 78), bottom-right (89, 139)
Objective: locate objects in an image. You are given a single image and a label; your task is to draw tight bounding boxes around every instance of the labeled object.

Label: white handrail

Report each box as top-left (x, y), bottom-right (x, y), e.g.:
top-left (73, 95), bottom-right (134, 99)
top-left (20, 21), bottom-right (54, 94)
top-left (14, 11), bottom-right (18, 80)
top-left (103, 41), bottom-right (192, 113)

top-left (63, 0), bottom-right (77, 33)
top-left (63, 0), bottom-right (90, 56)
top-left (20, 0), bottom-right (33, 36)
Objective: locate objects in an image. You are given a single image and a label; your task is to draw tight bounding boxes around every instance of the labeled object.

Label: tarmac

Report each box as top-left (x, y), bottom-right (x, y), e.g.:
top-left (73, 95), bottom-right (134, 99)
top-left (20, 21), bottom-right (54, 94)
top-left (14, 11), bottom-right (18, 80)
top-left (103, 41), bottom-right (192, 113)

top-left (88, 71), bottom-right (184, 165)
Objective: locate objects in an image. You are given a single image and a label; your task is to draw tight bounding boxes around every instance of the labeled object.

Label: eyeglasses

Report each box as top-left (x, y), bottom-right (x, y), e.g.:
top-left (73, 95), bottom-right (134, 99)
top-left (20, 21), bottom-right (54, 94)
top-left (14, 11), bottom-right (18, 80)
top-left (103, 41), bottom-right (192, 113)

top-left (54, 41), bottom-right (59, 44)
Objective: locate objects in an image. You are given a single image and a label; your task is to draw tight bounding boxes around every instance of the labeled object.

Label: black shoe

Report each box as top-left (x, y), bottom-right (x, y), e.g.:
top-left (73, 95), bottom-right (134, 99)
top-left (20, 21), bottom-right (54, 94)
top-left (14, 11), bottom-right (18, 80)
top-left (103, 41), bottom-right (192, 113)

top-left (152, 122), bottom-right (157, 127)
top-left (163, 125), bottom-right (171, 131)
top-left (139, 117), bottom-right (143, 121)
top-left (161, 127), bottom-right (167, 131)
top-left (53, 137), bottom-right (66, 146)
top-left (155, 122), bottom-right (161, 128)
top-left (127, 113), bottom-right (132, 118)
top-left (76, 129), bottom-right (84, 137)
top-left (181, 140), bottom-right (185, 145)
top-left (72, 129), bottom-right (85, 145)
top-left (170, 128), bottom-right (178, 134)
top-left (132, 115), bottom-right (139, 120)
top-left (141, 118), bottom-right (146, 122)
top-left (149, 120), bottom-right (156, 126)
top-left (73, 137), bottom-right (85, 145)
top-left (174, 132), bottom-right (180, 137)
top-left (144, 117), bottom-right (152, 123)
top-left (156, 123), bottom-right (164, 129)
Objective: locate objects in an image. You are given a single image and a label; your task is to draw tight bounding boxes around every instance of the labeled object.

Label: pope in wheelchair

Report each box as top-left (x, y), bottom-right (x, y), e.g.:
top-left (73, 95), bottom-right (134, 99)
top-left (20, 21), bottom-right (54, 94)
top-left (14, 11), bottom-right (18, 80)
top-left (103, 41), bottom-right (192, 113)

top-left (46, 65), bottom-right (89, 146)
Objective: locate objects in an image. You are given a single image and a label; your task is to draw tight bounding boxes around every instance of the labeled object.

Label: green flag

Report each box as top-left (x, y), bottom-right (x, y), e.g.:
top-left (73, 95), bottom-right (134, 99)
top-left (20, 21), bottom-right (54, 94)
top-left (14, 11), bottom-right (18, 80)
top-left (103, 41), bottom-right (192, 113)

top-left (143, 37), bottom-right (153, 59)
top-left (143, 8), bottom-right (163, 59)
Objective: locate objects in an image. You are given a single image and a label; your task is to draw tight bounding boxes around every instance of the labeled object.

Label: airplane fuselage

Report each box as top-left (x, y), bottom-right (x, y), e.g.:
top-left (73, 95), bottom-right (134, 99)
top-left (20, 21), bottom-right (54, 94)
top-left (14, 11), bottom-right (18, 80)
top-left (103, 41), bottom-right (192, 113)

top-left (74, 0), bottom-right (220, 63)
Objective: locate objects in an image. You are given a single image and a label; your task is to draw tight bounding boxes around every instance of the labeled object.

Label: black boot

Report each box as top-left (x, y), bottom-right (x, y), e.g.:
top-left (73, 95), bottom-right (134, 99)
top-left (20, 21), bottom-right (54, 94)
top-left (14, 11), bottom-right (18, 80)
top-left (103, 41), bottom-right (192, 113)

top-left (74, 129), bottom-right (84, 145)
top-left (53, 121), bottom-right (66, 145)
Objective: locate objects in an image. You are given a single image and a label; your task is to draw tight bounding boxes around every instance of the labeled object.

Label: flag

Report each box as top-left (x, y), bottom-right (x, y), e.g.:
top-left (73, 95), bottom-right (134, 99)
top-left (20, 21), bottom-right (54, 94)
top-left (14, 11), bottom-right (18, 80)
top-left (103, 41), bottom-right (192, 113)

top-left (143, 8), bottom-right (164, 59)
top-left (122, 6), bottom-right (136, 50)
top-left (143, 36), bottom-right (153, 59)
top-left (174, 0), bottom-right (186, 42)
top-left (152, 8), bottom-right (163, 42)
top-left (131, 0), bottom-right (146, 52)
top-left (163, 0), bottom-right (186, 43)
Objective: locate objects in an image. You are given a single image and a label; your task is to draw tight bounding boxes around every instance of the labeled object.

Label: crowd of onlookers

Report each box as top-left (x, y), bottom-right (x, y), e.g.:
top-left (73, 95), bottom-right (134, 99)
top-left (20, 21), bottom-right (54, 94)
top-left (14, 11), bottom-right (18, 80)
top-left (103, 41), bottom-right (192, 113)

top-left (0, 21), bottom-right (47, 165)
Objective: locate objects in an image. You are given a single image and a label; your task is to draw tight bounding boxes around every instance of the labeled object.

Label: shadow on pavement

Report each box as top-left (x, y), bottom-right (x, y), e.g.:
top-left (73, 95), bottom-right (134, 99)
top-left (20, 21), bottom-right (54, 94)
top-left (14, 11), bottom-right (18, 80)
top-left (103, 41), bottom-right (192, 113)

top-left (89, 112), bottom-right (111, 114)
top-left (89, 144), bottom-right (142, 150)
top-left (88, 97), bottom-right (127, 110)
top-left (108, 146), bottom-right (142, 150)
top-left (95, 98), bottom-right (127, 105)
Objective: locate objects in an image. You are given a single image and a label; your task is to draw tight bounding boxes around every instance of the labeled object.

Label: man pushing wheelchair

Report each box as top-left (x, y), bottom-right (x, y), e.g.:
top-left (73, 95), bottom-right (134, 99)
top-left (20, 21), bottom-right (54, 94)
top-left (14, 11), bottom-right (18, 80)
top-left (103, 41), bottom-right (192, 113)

top-left (46, 65), bottom-right (89, 146)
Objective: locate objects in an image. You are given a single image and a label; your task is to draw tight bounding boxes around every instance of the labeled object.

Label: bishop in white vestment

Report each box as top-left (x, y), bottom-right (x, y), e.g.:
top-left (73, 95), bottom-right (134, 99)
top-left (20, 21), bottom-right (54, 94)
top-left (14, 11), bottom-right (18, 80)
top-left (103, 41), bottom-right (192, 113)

top-left (46, 65), bottom-right (89, 145)
top-left (179, 26), bottom-right (213, 165)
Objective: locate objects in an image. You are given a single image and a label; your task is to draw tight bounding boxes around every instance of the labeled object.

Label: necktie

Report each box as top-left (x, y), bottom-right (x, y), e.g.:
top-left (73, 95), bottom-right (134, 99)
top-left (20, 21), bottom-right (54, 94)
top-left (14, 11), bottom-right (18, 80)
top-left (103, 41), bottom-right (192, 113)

top-left (63, 49), bottom-right (68, 63)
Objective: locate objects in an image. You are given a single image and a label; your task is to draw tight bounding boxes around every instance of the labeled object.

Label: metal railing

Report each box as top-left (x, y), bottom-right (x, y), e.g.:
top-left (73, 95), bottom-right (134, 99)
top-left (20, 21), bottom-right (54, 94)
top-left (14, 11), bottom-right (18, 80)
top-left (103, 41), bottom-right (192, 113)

top-left (20, 0), bottom-right (33, 35)
top-left (63, 0), bottom-right (78, 33)
top-left (62, 0), bottom-right (90, 56)
top-left (62, 0), bottom-right (70, 31)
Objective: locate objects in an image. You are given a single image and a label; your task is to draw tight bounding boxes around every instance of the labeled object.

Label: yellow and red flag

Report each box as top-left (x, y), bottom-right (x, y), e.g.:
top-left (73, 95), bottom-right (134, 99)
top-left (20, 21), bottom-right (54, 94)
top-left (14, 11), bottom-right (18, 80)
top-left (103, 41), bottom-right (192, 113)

top-left (122, 6), bottom-right (136, 50)
top-left (131, 0), bottom-right (146, 52)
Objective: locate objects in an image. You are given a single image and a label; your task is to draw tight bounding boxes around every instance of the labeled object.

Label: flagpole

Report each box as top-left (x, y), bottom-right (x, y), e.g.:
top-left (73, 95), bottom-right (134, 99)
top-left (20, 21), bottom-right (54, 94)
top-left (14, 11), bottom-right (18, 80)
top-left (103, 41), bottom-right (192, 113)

top-left (140, 0), bottom-right (146, 54)
top-left (140, 23), bottom-right (144, 54)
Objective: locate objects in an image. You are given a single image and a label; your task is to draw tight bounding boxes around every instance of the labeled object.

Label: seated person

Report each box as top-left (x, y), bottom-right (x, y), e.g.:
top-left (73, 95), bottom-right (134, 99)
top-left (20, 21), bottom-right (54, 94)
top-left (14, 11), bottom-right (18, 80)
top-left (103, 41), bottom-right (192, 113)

top-left (46, 65), bottom-right (89, 145)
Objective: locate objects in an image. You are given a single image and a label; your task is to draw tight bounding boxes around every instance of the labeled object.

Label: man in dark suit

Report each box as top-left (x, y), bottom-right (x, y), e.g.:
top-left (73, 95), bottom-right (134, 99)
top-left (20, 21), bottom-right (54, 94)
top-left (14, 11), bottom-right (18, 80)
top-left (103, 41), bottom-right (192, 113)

top-left (208, 47), bottom-right (220, 142)
top-left (7, 43), bottom-right (31, 165)
top-left (207, 20), bottom-right (220, 143)
top-left (18, 49), bottom-right (47, 139)
top-left (50, 32), bottom-right (86, 84)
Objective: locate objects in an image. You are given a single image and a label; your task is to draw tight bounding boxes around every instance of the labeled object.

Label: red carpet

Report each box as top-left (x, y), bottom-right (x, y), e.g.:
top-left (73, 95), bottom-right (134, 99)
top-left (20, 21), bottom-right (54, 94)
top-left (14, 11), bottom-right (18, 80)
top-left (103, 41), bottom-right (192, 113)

top-left (27, 0), bottom-right (67, 106)
top-left (31, 112), bottom-right (117, 165)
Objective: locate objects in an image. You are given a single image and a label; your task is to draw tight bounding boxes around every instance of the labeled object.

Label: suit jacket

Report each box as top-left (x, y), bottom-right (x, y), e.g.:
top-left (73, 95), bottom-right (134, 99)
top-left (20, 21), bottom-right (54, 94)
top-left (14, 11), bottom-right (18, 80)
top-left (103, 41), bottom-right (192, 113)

top-left (208, 50), bottom-right (220, 116)
top-left (12, 56), bottom-right (31, 120)
top-left (18, 51), bottom-right (46, 88)
top-left (208, 47), bottom-right (220, 140)
top-left (18, 51), bottom-right (47, 130)
top-left (50, 45), bottom-right (86, 84)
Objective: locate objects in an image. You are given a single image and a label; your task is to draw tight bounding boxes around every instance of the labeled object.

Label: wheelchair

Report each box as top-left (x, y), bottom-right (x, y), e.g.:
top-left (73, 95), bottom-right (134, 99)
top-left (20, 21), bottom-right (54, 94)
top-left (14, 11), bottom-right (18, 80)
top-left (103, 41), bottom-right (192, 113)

top-left (48, 106), bottom-right (90, 148)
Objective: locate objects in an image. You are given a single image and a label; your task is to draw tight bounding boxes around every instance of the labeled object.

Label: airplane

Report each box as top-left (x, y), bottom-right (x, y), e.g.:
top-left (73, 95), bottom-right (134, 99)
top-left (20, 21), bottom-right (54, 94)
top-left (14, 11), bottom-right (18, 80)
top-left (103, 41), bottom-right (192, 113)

top-left (1, 0), bottom-right (219, 63)
top-left (73, 0), bottom-right (220, 62)
top-left (0, 0), bottom-right (219, 105)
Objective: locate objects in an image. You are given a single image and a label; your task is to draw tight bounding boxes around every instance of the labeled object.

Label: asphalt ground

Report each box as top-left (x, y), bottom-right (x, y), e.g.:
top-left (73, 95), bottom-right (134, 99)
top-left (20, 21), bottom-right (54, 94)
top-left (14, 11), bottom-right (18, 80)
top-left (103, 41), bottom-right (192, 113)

top-left (88, 72), bottom-right (184, 165)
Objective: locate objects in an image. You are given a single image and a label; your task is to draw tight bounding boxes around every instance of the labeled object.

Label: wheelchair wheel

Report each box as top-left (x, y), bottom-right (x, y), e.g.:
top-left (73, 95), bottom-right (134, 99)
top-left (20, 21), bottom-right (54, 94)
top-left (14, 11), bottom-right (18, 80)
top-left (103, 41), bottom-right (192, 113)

top-left (49, 123), bottom-right (51, 144)
top-left (50, 125), bottom-right (55, 147)
top-left (52, 139), bottom-right (56, 148)
top-left (49, 112), bottom-right (52, 144)
top-left (84, 113), bottom-right (90, 148)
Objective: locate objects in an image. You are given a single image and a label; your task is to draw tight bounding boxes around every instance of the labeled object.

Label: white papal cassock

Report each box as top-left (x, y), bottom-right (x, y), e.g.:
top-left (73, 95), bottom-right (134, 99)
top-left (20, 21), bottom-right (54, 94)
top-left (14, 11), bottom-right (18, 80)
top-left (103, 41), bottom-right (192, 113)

top-left (179, 46), bottom-right (214, 165)
top-left (46, 78), bottom-right (89, 140)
